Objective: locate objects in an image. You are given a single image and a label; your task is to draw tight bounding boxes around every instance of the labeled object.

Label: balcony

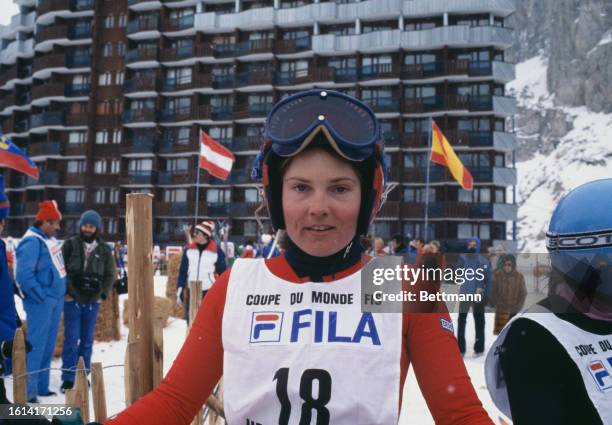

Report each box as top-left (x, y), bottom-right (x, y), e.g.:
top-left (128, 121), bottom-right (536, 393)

top-left (157, 170), bottom-right (194, 185)
top-left (364, 97), bottom-right (400, 113)
top-left (91, 174), bottom-right (120, 187)
top-left (38, 0), bottom-right (70, 16)
top-left (120, 136), bottom-right (156, 154)
top-left (225, 168), bottom-right (251, 184)
top-left (159, 139), bottom-right (196, 154)
top-left (378, 201), bottom-right (400, 218)
top-left (210, 105), bottom-right (233, 121)
top-left (402, 95), bottom-right (468, 113)
top-left (361, 63), bottom-right (400, 81)
top-left (122, 109), bottom-right (157, 124)
top-left (26, 170), bottom-right (60, 186)
top-left (162, 14), bottom-right (195, 32)
top-left (125, 47), bottom-right (159, 64)
top-left (234, 70), bottom-right (274, 88)
top-left (206, 203), bottom-right (230, 216)
top-left (65, 83), bottom-right (90, 97)
top-left (156, 201), bottom-right (194, 216)
top-left (276, 36), bottom-right (312, 54)
top-left (66, 53), bottom-right (91, 68)
top-left (30, 111), bottom-right (64, 128)
top-left (231, 136), bottom-right (260, 151)
top-left (65, 113), bottom-right (88, 126)
top-left (230, 202), bottom-right (260, 217)
top-left (211, 74), bottom-right (235, 89)
top-left (64, 142), bottom-right (87, 156)
top-left (121, 170), bottom-right (157, 185)
top-left (28, 141), bottom-right (61, 157)
top-left (401, 60), bottom-right (469, 80)
top-left (162, 73), bottom-right (211, 92)
top-left (61, 202), bottom-right (85, 214)
top-left (402, 166), bottom-right (517, 185)
top-left (234, 102), bottom-right (273, 119)
top-left (127, 18), bottom-right (160, 35)
top-left (160, 43), bottom-right (211, 62)
top-left (159, 106), bottom-right (192, 122)
top-left (124, 78), bottom-right (158, 93)
top-left (63, 173), bottom-right (85, 186)
top-left (31, 83), bottom-right (63, 101)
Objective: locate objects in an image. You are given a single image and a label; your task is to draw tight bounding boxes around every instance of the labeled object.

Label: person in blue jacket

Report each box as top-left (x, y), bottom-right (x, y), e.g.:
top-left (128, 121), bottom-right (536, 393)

top-left (456, 237), bottom-right (492, 356)
top-left (15, 200), bottom-right (66, 403)
top-left (0, 176), bottom-right (18, 405)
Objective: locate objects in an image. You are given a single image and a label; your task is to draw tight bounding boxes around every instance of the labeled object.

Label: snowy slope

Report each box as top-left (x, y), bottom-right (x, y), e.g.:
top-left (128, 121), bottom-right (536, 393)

top-left (510, 56), bottom-right (612, 252)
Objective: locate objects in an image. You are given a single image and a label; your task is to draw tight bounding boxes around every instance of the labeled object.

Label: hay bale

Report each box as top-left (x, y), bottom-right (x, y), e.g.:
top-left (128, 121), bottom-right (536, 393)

top-left (166, 254), bottom-right (184, 318)
top-left (54, 316), bottom-right (63, 358)
top-left (123, 296), bottom-right (174, 329)
top-left (96, 289), bottom-right (121, 342)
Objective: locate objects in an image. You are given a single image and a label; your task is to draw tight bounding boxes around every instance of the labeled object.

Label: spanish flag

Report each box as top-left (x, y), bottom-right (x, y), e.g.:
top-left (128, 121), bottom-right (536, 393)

top-left (430, 121), bottom-right (473, 190)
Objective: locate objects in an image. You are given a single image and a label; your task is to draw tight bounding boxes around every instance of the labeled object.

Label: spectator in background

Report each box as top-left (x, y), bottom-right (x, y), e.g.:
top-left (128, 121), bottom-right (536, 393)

top-left (15, 201), bottom-right (66, 402)
top-left (373, 237), bottom-right (388, 256)
top-left (390, 234), bottom-right (410, 263)
top-left (60, 210), bottom-right (116, 393)
top-left (0, 178), bottom-right (32, 404)
top-left (176, 221), bottom-right (226, 323)
top-left (455, 237), bottom-right (492, 356)
top-left (260, 233), bottom-right (280, 259)
top-left (490, 254), bottom-right (527, 335)
top-left (408, 238), bottom-right (424, 265)
top-left (416, 243), bottom-right (446, 292)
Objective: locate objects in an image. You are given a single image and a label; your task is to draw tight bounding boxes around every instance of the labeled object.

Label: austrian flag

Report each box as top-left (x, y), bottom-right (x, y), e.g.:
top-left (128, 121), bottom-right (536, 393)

top-left (199, 130), bottom-right (235, 180)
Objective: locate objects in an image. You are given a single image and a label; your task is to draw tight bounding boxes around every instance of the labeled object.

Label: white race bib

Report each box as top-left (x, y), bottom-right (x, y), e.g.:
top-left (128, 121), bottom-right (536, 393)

top-left (22, 229), bottom-right (66, 279)
top-left (222, 259), bottom-right (403, 425)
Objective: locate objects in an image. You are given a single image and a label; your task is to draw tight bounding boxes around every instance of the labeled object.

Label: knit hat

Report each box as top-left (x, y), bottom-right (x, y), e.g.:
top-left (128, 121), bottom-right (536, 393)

top-left (79, 210), bottom-right (102, 229)
top-left (35, 200), bottom-right (62, 221)
top-left (195, 220), bottom-right (214, 237)
top-left (0, 176), bottom-right (10, 220)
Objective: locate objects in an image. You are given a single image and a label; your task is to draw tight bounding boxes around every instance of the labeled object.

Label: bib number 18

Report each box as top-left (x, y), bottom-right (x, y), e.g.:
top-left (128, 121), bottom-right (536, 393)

top-left (273, 367), bottom-right (332, 425)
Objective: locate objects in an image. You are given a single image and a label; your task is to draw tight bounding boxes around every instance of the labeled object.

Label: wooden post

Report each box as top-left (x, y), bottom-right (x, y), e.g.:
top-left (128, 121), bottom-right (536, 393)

top-left (12, 328), bottom-right (27, 404)
top-left (126, 193), bottom-right (155, 402)
top-left (91, 363), bottom-right (107, 422)
top-left (65, 389), bottom-right (77, 406)
top-left (189, 280), bottom-right (203, 425)
top-left (188, 280), bottom-right (202, 325)
top-left (75, 357), bottom-right (89, 423)
top-left (153, 321), bottom-right (164, 389)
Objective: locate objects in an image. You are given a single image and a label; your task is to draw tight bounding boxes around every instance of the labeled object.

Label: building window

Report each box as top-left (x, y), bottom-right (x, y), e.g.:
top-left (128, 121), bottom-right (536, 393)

top-left (165, 67), bottom-right (192, 85)
top-left (106, 219), bottom-right (117, 234)
top-left (67, 160), bottom-right (86, 174)
top-left (110, 159), bottom-right (120, 174)
top-left (94, 189), bottom-right (106, 203)
top-left (69, 131), bottom-right (87, 144)
top-left (206, 188), bottom-right (230, 203)
top-left (99, 72), bottom-right (112, 86)
top-left (164, 189), bottom-right (188, 203)
top-left (71, 102), bottom-right (88, 114)
top-left (362, 20), bottom-right (397, 33)
top-left (244, 188), bottom-right (260, 203)
top-left (118, 14), bottom-right (127, 28)
top-left (109, 188), bottom-right (119, 203)
top-left (94, 159), bottom-right (107, 174)
top-left (207, 126), bottom-right (232, 143)
top-left (115, 71), bottom-right (124, 85)
top-left (96, 130), bottom-right (109, 144)
top-left (128, 158), bottom-right (153, 172)
top-left (102, 43), bottom-right (113, 57)
top-left (103, 15), bottom-right (114, 28)
top-left (112, 129), bottom-right (122, 144)
top-left (66, 189), bottom-right (84, 203)
top-left (117, 42), bottom-right (125, 57)
top-left (166, 158), bottom-right (189, 172)
top-left (244, 221), bottom-right (257, 237)
top-left (176, 127), bottom-right (191, 145)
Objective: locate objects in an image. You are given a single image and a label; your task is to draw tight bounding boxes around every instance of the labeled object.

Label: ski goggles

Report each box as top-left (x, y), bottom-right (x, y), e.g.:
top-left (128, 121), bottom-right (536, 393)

top-left (264, 89), bottom-right (381, 161)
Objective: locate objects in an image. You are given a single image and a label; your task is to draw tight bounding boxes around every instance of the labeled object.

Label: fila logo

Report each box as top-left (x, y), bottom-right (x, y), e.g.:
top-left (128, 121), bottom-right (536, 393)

top-left (250, 312), bottom-right (283, 343)
top-left (587, 357), bottom-right (612, 392)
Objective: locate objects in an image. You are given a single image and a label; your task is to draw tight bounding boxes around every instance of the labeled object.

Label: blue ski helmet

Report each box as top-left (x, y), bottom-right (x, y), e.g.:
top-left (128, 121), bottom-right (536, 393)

top-left (546, 179), bottom-right (612, 301)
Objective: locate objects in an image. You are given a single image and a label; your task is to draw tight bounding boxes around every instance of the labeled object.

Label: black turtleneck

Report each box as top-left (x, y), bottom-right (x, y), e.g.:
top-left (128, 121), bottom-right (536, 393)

top-left (284, 235), bottom-right (363, 282)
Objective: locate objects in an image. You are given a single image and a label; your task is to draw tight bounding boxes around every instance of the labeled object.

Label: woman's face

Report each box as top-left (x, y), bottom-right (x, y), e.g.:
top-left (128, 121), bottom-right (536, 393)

top-left (282, 148), bottom-right (361, 257)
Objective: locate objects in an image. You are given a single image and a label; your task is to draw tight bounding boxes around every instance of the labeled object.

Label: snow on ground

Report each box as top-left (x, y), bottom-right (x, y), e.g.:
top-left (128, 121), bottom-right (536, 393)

top-left (509, 55), bottom-right (612, 252)
top-left (7, 276), bottom-right (509, 424)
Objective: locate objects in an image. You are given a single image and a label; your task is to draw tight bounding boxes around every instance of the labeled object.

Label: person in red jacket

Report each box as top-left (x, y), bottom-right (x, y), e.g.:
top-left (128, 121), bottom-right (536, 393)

top-left (103, 90), bottom-right (492, 425)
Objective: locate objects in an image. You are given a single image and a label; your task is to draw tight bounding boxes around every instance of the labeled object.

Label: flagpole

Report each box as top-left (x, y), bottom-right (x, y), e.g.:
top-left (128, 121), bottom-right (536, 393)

top-left (194, 130), bottom-right (202, 227)
top-left (424, 117), bottom-right (433, 241)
